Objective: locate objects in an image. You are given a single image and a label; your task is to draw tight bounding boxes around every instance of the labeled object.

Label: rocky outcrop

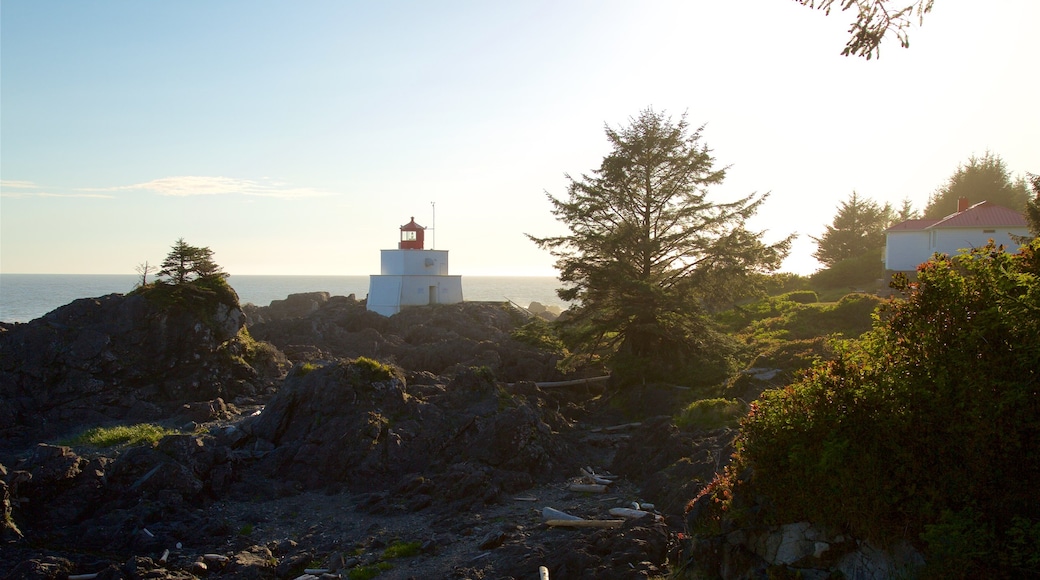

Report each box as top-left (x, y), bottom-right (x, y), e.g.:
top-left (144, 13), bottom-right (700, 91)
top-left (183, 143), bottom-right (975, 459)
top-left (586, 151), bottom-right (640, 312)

top-left (682, 473), bottom-right (927, 579)
top-left (0, 285), bottom-right (286, 448)
top-left (245, 296), bottom-right (563, 382)
top-left (244, 361), bottom-right (579, 503)
top-left (682, 518), bottom-right (924, 580)
top-left (611, 417), bottom-right (738, 515)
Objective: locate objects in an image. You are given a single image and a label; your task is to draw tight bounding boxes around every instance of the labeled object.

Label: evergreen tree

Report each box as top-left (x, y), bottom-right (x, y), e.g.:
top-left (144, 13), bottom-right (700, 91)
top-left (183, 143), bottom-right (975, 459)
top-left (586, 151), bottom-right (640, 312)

top-left (529, 109), bottom-right (793, 386)
top-left (157, 238), bottom-right (225, 284)
top-left (811, 191), bottom-right (891, 268)
top-left (894, 197), bottom-right (918, 222)
top-left (795, 0), bottom-right (934, 59)
top-left (924, 152), bottom-right (1030, 218)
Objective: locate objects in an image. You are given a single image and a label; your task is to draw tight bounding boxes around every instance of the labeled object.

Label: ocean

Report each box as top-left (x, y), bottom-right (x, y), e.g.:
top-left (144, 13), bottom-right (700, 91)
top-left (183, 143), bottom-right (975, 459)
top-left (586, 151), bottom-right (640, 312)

top-left (0, 274), bottom-right (570, 324)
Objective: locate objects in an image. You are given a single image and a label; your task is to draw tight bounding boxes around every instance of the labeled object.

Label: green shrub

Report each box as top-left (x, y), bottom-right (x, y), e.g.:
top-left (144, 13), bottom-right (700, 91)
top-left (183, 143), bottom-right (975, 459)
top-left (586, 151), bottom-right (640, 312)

top-left (511, 318), bottom-right (565, 352)
top-left (809, 248), bottom-right (884, 290)
top-left (779, 290), bottom-right (818, 304)
top-left (381, 540), bottom-right (421, 559)
top-left (712, 240), bottom-right (1040, 577)
top-left (63, 423), bottom-right (176, 448)
top-left (347, 562), bottom-right (392, 580)
top-left (675, 398), bottom-right (744, 430)
top-left (348, 356), bottom-right (398, 385)
top-left (296, 362), bottom-right (319, 376)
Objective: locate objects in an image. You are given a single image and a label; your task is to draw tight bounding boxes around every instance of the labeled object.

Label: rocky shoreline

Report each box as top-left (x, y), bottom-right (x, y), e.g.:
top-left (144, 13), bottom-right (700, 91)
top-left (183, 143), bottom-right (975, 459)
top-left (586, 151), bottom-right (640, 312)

top-left (1, 288), bottom-right (741, 579)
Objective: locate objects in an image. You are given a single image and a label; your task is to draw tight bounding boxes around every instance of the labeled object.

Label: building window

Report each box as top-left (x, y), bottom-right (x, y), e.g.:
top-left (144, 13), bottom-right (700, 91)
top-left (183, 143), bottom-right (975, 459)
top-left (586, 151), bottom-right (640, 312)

top-left (983, 229), bottom-right (995, 233)
top-left (402, 231), bottom-right (417, 241)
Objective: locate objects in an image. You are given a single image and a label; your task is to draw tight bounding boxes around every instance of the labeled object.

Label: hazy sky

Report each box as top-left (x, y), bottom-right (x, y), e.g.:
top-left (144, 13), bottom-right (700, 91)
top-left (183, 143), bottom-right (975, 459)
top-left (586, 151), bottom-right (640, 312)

top-left (2, 1), bottom-right (1037, 276)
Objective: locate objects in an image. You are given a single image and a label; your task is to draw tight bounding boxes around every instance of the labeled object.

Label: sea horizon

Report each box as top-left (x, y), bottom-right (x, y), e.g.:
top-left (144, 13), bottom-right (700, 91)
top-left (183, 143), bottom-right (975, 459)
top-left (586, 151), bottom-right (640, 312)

top-left (0, 273), bottom-right (569, 324)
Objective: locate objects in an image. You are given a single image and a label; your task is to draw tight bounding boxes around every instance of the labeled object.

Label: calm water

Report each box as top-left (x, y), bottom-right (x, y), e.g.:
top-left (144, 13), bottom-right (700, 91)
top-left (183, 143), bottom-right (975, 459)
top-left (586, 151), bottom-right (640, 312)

top-left (0, 274), bottom-right (569, 324)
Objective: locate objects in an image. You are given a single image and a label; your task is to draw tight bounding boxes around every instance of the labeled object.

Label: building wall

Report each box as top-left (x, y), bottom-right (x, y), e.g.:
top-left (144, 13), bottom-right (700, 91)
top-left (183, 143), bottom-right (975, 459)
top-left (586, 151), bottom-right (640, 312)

top-left (885, 231), bottom-right (931, 271)
top-left (380, 249), bottom-right (449, 276)
top-left (932, 227), bottom-right (1028, 257)
top-left (886, 227), bottom-right (1029, 272)
top-left (367, 274), bottom-right (464, 317)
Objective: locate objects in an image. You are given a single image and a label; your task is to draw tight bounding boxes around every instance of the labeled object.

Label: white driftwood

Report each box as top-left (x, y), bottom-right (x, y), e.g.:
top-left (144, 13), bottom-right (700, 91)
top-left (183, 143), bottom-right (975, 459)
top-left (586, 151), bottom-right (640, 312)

top-left (568, 483), bottom-right (608, 493)
top-left (542, 507), bottom-right (581, 521)
top-left (513, 495), bottom-right (538, 502)
top-left (203, 554), bottom-right (229, 563)
top-left (539, 565), bottom-right (550, 580)
top-left (532, 375), bottom-right (611, 388)
top-left (160, 549), bottom-right (169, 563)
top-left (579, 468), bottom-right (613, 485)
top-left (545, 519), bottom-right (624, 528)
top-left (608, 507), bottom-right (659, 520)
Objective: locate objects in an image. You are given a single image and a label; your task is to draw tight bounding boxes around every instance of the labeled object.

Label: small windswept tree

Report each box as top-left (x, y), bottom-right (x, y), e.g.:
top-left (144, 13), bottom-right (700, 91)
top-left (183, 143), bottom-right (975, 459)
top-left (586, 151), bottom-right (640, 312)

top-left (157, 238), bottom-right (226, 284)
top-left (134, 261), bottom-right (157, 287)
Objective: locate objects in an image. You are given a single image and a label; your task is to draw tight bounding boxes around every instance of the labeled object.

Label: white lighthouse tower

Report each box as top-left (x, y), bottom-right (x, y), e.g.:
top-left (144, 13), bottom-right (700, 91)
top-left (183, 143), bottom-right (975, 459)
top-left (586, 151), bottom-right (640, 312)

top-left (366, 217), bottom-right (464, 316)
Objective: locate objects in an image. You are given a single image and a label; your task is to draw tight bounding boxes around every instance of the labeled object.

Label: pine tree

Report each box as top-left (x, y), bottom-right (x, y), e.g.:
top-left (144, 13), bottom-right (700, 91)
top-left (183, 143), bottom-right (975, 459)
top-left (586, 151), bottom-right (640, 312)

top-left (811, 191), bottom-right (891, 268)
top-left (157, 238), bottom-right (225, 284)
top-left (528, 108), bottom-right (793, 386)
top-left (924, 152), bottom-right (1030, 218)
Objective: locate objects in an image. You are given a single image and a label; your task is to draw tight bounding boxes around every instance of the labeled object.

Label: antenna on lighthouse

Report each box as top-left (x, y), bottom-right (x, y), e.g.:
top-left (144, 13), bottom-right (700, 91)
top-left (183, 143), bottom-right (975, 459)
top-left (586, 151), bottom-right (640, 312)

top-left (430, 201), bottom-right (436, 250)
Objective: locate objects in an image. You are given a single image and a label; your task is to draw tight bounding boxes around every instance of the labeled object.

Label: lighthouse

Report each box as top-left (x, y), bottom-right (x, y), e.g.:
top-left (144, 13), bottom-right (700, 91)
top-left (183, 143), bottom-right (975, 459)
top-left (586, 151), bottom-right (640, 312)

top-left (366, 217), bottom-right (464, 316)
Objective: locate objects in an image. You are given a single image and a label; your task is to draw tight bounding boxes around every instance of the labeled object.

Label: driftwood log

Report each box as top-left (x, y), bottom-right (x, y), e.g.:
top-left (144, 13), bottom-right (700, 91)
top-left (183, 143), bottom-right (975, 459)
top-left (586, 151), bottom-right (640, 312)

top-left (545, 519), bottom-right (625, 528)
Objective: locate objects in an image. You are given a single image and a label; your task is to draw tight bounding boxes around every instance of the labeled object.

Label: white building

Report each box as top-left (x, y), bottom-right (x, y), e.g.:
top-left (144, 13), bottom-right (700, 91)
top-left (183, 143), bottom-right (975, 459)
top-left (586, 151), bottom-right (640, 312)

top-left (884, 199), bottom-right (1029, 273)
top-left (366, 217), bottom-right (464, 316)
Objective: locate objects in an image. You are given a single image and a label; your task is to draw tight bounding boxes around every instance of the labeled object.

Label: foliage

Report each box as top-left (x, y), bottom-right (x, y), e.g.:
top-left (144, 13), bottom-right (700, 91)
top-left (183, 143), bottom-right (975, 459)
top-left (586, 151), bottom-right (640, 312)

top-left (811, 191), bottom-right (891, 268)
top-left (381, 540), bottom-right (422, 559)
top-left (347, 562), bottom-right (393, 580)
top-left (63, 423), bottom-right (176, 448)
top-left (529, 108), bottom-right (792, 387)
top-left (1025, 172), bottom-right (1040, 238)
top-left (781, 290), bottom-right (818, 304)
top-left (716, 239), bottom-right (1040, 576)
top-left (510, 318), bottom-right (566, 353)
top-left (675, 398), bottom-right (745, 430)
top-left (740, 292), bottom-right (880, 342)
top-left (295, 362), bottom-right (320, 376)
top-left (923, 151), bottom-right (1030, 218)
top-left (158, 238), bottom-right (226, 284)
top-left (894, 196), bottom-right (919, 221)
top-left (809, 248), bottom-right (884, 290)
top-left (349, 356), bottom-right (399, 385)
top-left (795, 0), bottom-right (934, 59)
top-left (132, 273), bottom-right (240, 329)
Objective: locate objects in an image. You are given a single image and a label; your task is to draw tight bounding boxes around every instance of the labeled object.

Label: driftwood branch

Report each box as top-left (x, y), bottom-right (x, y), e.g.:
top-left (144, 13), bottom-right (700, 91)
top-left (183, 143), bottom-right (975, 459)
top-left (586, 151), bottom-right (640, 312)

top-left (567, 483), bottom-right (608, 493)
top-left (507, 375), bottom-right (611, 389)
top-left (545, 519), bottom-right (625, 528)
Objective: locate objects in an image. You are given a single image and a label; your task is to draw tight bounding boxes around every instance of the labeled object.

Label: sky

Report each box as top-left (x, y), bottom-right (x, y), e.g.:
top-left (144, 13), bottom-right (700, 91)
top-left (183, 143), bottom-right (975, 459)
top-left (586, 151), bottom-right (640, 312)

top-left (2, 0), bottom-right (1038, 277)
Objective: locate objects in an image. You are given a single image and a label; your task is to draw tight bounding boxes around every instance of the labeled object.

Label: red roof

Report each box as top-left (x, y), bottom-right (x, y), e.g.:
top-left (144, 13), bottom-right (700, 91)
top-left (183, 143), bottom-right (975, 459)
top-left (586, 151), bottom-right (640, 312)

top-left (886, 218), bottom-right (938, 232)
top-left (886, 201), bottom-right (1026, 232)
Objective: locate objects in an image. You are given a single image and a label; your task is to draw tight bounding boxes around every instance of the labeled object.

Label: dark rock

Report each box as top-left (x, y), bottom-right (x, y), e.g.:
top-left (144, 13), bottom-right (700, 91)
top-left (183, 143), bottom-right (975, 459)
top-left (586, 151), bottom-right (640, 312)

top-left (246, 301), bottom-right (564, 382)
top-left (0, 288), bottom-right (286, 449)
top-left (612, 419), bottom-right (737, 515)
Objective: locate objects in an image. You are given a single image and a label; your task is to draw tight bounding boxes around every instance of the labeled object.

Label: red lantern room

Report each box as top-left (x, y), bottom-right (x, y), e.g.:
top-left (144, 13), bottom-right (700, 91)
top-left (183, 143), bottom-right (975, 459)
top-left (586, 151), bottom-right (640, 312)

top-left (399, 217), bottom-right (425, 250)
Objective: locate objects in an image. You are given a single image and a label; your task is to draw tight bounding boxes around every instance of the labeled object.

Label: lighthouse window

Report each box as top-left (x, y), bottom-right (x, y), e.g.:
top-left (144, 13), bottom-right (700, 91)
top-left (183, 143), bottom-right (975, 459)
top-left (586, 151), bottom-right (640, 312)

top-left (402, 231), bottom-right (417, 241)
